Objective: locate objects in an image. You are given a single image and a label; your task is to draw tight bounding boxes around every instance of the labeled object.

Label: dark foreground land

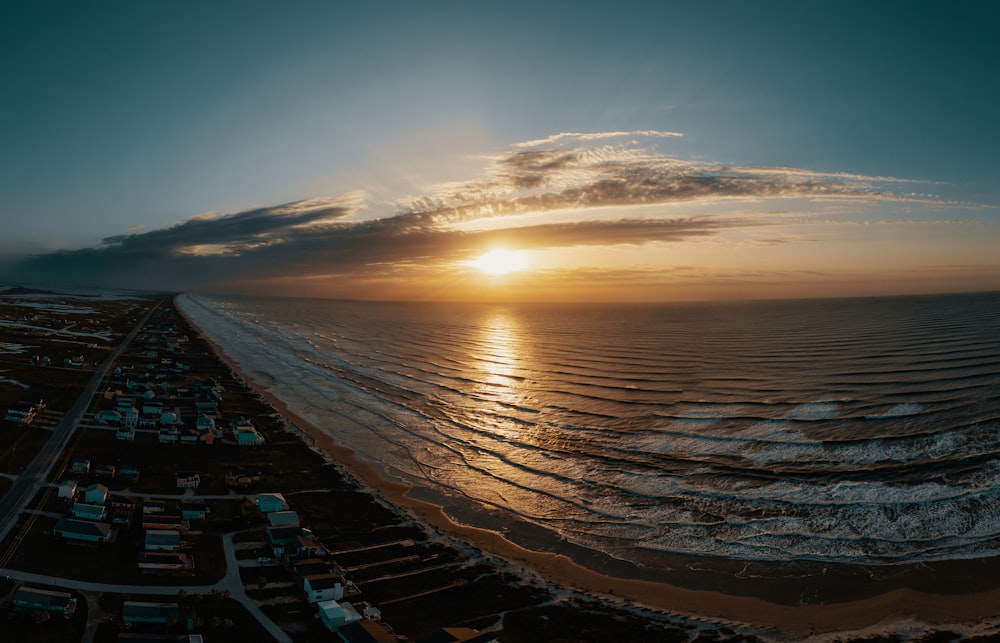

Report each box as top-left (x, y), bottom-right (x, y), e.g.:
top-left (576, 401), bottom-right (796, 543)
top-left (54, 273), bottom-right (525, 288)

top-left (0, 287), bottom-right (998, 642)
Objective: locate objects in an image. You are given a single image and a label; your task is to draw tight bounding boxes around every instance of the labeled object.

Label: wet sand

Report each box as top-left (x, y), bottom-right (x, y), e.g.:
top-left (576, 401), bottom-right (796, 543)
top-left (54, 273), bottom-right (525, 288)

top-left (184, 309), bottom-right (1000, 639)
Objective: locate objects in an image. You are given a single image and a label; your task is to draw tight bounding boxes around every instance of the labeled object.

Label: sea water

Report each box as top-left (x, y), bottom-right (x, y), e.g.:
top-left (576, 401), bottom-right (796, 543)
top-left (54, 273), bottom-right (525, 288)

top-left (177, 292), bottom-right (1000, 569)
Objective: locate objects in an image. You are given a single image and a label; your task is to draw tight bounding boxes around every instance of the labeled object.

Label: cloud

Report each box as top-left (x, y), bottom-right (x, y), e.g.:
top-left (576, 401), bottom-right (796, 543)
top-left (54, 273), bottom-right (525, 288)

top-left (0, 132), bottom-right (950, 295)
top-left (512, 130), bottom-right (684, 148)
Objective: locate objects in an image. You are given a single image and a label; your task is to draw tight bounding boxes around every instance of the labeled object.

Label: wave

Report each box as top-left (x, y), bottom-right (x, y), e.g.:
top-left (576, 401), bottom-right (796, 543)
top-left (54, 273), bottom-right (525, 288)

top-left (177, 292), bottom-right (1000, 567)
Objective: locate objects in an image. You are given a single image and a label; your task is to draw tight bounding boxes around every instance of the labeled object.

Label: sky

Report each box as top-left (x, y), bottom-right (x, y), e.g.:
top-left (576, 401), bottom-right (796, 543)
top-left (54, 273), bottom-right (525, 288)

top-left (1, 1), bottom-right (998, 302)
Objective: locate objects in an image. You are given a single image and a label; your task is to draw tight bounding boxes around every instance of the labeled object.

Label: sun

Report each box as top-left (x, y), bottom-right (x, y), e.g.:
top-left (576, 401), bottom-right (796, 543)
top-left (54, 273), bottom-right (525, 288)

top-left (467, 248), bottom-right (529, 275)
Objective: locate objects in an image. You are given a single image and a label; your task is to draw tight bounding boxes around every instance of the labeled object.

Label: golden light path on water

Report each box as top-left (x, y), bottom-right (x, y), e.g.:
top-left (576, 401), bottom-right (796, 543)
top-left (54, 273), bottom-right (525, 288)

top-left (466, 310), bottom-right (555, 520)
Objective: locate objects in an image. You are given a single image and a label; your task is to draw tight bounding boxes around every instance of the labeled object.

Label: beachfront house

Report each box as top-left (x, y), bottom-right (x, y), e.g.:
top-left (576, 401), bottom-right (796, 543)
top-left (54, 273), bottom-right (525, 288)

top-left (303, 572), bottom-right (345, 603)
top-left (265, 526), bottom-right (320, 559)
top-left (53, 517), bottom-right (114, 543)
top-left (256, 492), bottom-right (288, 513)
top-left (229, 417), bottom-right (264, 445)
top-left (317, 600), bottom-right (362, 632)
top-left (12, 586), bottom-right (78, 617)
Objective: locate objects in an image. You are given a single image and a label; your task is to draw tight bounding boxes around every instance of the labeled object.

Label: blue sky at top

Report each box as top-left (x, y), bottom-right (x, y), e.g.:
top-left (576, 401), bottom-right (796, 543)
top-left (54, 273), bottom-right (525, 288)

top-left (1, 1), bottom-right (998, 299)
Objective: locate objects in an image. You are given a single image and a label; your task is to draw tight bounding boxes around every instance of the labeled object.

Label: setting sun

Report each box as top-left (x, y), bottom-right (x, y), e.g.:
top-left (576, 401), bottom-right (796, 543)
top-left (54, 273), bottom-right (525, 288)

top-left (467, 248), bottom-right (529, 275)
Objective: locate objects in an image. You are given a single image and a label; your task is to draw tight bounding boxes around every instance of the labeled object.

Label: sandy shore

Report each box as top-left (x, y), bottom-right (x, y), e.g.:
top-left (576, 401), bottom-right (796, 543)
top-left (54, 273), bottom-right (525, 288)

top-left (182, 306), bottom-right (1000, 639)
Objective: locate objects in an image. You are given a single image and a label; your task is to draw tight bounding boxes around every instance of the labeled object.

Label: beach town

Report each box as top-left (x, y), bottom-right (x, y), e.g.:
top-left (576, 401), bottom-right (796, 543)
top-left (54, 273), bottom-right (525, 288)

top-left (0, 286), bottom-right (997, 643)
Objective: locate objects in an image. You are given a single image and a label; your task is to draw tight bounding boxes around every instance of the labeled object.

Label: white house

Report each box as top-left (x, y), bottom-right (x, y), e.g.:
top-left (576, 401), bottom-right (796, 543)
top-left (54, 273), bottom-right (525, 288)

top-left (58, 480), bottom-right (78, 501)
top-left (317, 600), bottom-right (362, 632)
top-left (303, 573), bottom-right (345, 603)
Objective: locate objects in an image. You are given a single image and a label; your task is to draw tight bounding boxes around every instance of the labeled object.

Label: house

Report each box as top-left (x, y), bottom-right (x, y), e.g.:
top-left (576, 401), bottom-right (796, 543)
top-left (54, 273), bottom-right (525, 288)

top-left (293, 557), bottom-right (343, 578)
top-left (12, 586), bottom-right (78, 616)
top-left (233, 425), bottom-right (264, 446)
top-left (5, 401), bottom-right (37, 424)
top-left (317, 600), bottom-right (362, 632)
top-left (303, 572), bottom-right (345, 603)
top-left (268, 510), bottom-right (300, 527)
top-left (121, 601), bottom-right (180, 624)
top-left (94, 463), bottom-right (118, 479)
top-left (96, 409), bottom-right (122, 424)
top-left (256, 493), bottom-right (288, 513)
top-left (143, 499), bottom-right (167, 514)
top-left (53, 517), bottom-right (114, 543)
top-left (84, 483), bottom-right (109, 504)
top-left (58, 480), bottom-right (78, 501)
top-left (175, 472), bottom-right (200, 489)
top-left (158, 427), bottom-right (179, 443)
top-left (145, 529), bottom-right (181, 551)
top-left (110, 495), bottom-right (137, 524)
top-left (195, 415), bottom-right (215, 434)
top-left (69, 458), bottom-right (91, 475)
top-left (142, 515), bottom-right (190, 531)
top-left (120, 406), bottom-right (139, 428)
top-left (71, 502), bottom-right (107, 521)
top-left (179, 500), bottom-right (209, 521)
top-left (116, 425), bottom-right (136, 441)
top-left (160, 410), bottom-right (181, 426)
top-left (119, 463), bottom-right (141, 482)
top-left (266, 526), bottom-right (320, 559)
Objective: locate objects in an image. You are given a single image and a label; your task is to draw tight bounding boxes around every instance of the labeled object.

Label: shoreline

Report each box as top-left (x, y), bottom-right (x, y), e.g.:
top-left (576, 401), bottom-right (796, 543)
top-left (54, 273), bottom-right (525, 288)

top-left (179, 302), bottom-right (1000, 639)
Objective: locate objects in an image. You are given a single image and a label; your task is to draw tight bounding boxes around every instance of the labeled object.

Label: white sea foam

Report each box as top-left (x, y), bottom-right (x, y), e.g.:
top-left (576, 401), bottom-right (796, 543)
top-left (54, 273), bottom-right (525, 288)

top-left (177, 293), bottom-right (1000, 566)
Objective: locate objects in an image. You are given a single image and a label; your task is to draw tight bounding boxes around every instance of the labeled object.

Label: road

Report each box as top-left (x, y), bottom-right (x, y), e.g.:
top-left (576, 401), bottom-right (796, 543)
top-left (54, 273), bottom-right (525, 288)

top-left (0, 298), bottom-right (161, 548)
top-left (3, 532), bottom-right (293, 643)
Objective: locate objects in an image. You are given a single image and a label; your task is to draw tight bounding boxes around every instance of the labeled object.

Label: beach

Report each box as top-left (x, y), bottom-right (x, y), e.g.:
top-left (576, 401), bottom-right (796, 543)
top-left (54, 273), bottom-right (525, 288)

top-left (180, 303), bottom-right (1000, 639)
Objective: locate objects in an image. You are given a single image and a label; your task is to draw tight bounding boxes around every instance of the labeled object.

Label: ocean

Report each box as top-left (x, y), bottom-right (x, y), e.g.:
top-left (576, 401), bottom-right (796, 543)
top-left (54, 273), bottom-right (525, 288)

top-left (176, 292), bottom-right (1000, 575)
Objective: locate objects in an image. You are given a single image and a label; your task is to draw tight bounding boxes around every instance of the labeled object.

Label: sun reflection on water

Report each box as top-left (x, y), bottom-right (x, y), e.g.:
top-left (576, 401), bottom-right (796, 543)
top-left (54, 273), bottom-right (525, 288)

top-left (475, 309), bottom-right (524, 407)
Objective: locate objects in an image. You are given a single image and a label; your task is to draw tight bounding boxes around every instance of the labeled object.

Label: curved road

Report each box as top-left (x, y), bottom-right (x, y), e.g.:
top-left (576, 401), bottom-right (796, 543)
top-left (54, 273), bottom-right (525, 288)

top-left (3, 532), bottom-right (291, 643)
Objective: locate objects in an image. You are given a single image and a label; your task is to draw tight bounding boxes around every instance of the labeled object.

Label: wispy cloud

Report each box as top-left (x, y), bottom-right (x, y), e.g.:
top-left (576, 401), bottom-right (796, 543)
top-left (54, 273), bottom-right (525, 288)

top-left (0, 132), bottom-right (955, 295)
top-left (512, 130), bottom-right (684, 149)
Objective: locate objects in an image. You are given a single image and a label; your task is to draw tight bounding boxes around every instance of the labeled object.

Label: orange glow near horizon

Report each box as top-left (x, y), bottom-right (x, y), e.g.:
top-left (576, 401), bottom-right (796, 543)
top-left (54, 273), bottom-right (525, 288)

top-left (467, 248), bottom-right (530, 275)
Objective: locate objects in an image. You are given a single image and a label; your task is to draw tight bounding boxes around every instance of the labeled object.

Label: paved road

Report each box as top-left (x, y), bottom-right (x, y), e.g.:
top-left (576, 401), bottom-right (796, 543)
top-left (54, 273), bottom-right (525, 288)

top-left (2, 533), bottom-right (292, 643)
top-left (0, 298), bottom-right (162, 546)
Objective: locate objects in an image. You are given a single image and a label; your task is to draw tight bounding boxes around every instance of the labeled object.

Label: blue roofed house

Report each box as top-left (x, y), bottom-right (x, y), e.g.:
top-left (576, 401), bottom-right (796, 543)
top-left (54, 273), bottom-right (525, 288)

top-left (71, 502), bottom-right (107, 521)
top-left (256, 493), bottom-right (287, 513)
top-left (53, 517), bottom-right (114, 543)
top-left (13, 586), bottom-right (78, 616)
top-left (84, 483), bottom-right (109, 505)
